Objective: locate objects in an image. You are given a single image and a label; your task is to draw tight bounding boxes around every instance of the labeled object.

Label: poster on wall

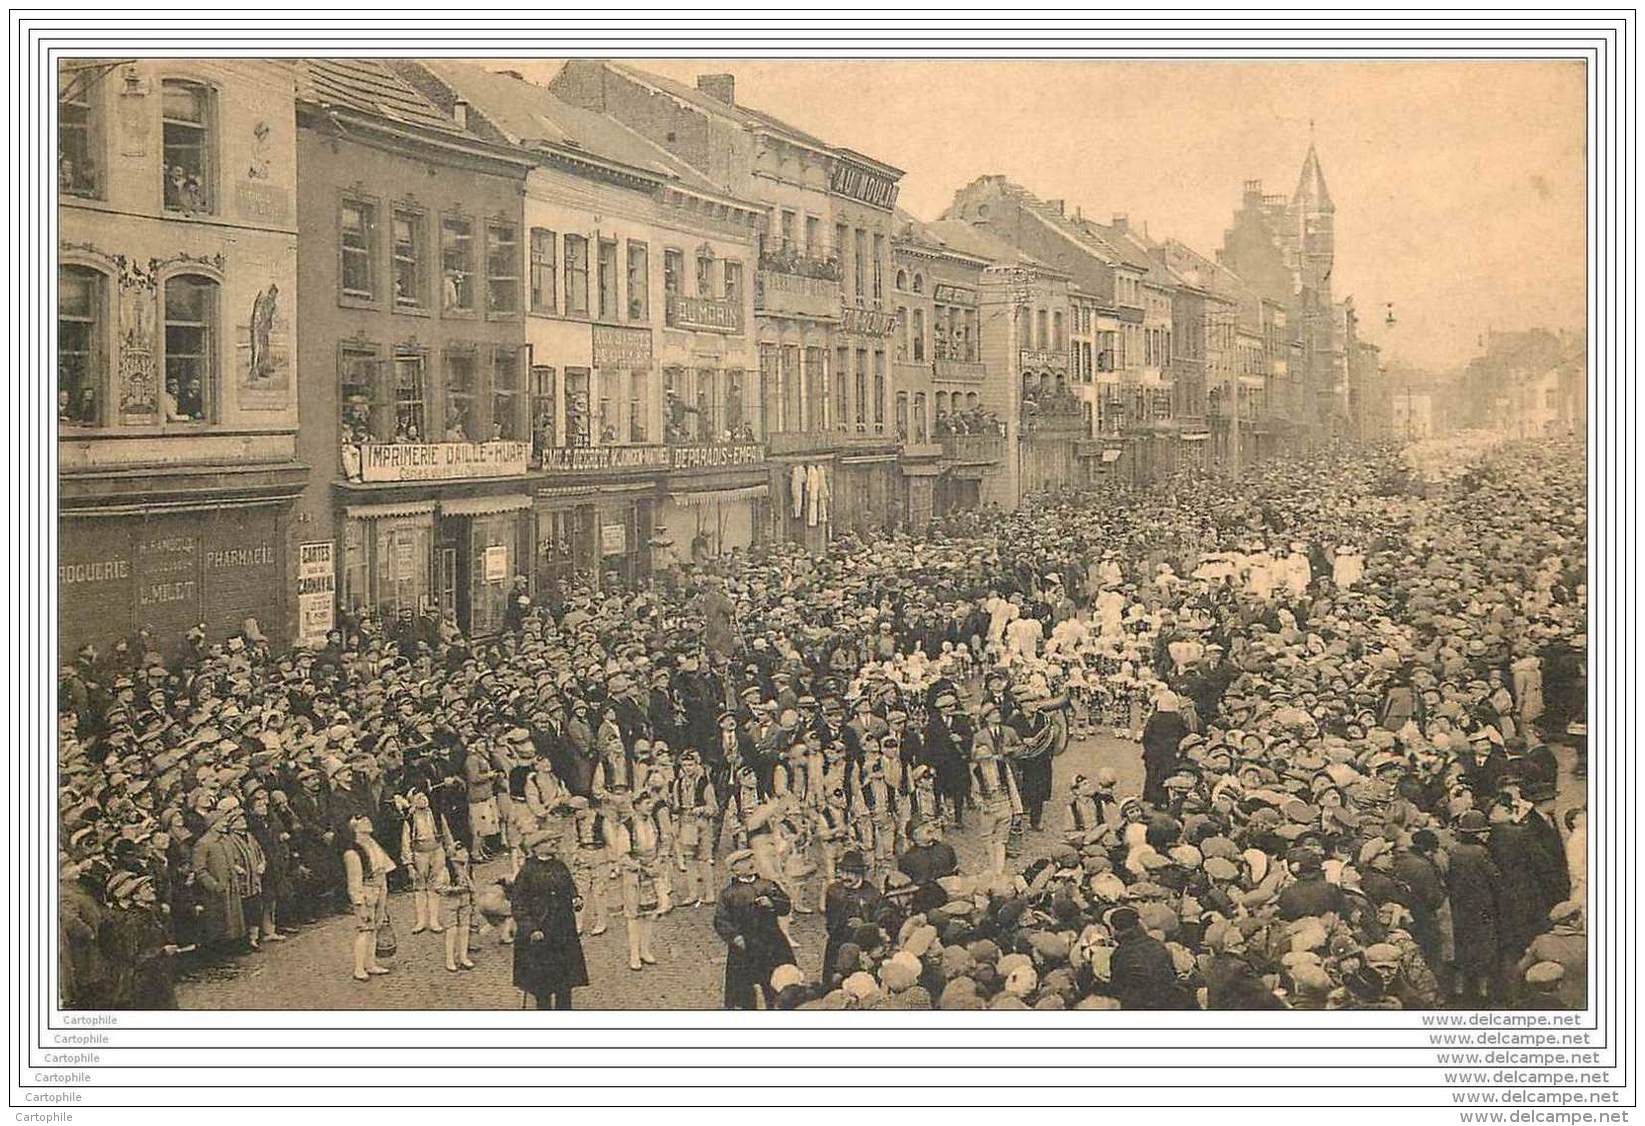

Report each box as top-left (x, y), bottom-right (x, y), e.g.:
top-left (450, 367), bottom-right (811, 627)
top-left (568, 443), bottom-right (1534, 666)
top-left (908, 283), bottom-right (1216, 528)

top-left (483, 545), bottom-right (509, 582)
top-left (296, 541), bottom-right (335, 645)
top-left (237, 281), bottom-right (291, 408)
top-left (600, 523), bottom-right (627, 556)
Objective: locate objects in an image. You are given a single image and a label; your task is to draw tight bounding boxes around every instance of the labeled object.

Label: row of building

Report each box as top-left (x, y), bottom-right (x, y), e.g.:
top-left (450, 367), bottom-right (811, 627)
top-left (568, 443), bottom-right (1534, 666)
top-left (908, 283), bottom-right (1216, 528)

top-left (56, 58), bottom-right (1389, 655)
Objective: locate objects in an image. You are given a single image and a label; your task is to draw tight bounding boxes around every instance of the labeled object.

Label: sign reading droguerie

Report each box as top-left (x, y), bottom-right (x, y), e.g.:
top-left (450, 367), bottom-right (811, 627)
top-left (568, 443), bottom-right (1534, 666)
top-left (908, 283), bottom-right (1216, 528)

top-left (540, 445), bottom-right (671, 474)
top-left (59, 509), bottom-right (286, 657)
top-left (296, 541), bottom-right (336, 645)
top-left (350, 441), bottom-right (530, 483)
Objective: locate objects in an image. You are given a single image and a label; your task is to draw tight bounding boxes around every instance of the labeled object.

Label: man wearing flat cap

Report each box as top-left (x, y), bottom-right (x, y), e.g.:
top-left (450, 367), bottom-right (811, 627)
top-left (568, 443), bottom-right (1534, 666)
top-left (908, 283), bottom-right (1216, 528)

top-left (714, 849), bottom-right (794, 1010)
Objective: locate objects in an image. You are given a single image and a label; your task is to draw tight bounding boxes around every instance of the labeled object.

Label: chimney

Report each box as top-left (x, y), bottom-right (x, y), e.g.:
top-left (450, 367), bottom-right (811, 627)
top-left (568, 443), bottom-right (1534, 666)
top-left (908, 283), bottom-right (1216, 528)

top-left (453, 98), bottom-right (469, 129)
top-left (1111, 213), bottom-right (1128, 234)
top-left (697, 73), bottom-right (735, 105)
top-left (1073, 205), bottom-right (1083, 221)
top-left (1047, 198), bottom-right (1065, 216)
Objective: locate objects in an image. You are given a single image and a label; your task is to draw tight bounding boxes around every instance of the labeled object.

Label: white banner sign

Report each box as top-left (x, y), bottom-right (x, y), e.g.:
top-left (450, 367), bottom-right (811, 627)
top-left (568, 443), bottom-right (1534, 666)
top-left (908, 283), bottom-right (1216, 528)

top-left (349, 441), bottom-right (530, 483)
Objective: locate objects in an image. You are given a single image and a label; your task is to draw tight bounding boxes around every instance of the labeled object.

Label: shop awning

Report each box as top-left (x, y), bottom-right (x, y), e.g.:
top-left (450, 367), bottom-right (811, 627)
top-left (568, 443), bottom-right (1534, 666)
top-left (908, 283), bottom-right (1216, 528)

top-left (343, 500), bottom-right (437, 520)
top-left (439, 494), bottom-right (533, 517)
top-left (668, 484), bottom-right (769, 507)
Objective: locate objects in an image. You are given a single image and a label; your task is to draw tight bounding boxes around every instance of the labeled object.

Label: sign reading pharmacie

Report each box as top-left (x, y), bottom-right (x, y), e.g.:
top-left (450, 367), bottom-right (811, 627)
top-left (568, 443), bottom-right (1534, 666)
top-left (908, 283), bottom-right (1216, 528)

top-left (346, 441), bottom-right (531, 483)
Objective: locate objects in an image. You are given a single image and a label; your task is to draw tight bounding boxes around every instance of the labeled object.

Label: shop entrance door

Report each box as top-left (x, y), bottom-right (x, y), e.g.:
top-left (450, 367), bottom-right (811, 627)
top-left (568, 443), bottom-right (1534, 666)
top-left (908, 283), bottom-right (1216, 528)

top-left (437, 518), bottom-right (472, 634)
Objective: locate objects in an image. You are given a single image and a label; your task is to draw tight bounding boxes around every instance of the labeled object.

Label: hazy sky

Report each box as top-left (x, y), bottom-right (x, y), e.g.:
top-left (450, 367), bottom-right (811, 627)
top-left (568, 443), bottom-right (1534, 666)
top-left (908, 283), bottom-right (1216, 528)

top-left (502, 59), bottom-right (1586, 371)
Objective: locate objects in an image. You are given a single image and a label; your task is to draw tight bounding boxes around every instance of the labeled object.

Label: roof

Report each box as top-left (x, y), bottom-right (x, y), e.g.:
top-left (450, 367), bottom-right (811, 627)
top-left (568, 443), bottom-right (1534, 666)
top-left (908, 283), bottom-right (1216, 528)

top-left (411, 61), bottom-right (732, 199)
top-left (291, 59), bottom-right (462, 134)
top-left (603, 61), bottom-right (903, 176)
top-left (920, 219), bottom-right (1062, 275)
top-left (1293, 141), bottom-right (1334, 212)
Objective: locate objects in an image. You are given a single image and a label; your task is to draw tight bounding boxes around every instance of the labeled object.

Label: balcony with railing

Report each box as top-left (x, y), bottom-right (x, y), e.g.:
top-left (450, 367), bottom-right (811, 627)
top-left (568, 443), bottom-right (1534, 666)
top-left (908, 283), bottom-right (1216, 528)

top-left (666, 292), bottom-right (744, 334)
top-left (940, 432), bottom-right (1006, 466)
top-left (934, 356), bottom-right (987, 382)
top-left (755, 249), bottom-right (843, 320)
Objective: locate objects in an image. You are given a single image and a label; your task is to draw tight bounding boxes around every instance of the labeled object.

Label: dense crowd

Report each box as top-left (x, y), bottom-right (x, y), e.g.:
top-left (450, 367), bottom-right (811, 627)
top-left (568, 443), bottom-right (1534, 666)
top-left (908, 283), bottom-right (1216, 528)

top-left (58, 435), bottom-right (1588, 1012)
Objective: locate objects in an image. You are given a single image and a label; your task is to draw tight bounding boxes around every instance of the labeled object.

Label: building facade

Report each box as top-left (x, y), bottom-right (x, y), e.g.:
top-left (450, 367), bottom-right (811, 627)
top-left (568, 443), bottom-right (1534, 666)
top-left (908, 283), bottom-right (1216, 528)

top-left (290, 60), bottom-right (535, 639)
top-left (549, 62), bottom-right (905, 549)
top-left (58, 59), bottom-right (306, 657)
top-left (396, 62), bottom-right (767, 601)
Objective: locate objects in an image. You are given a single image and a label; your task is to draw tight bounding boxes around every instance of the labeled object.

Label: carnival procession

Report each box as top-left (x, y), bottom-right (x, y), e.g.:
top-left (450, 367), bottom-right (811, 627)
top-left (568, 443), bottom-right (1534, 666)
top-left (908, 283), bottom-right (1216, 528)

top-left (58, 433), bottom-right (1588, 1013)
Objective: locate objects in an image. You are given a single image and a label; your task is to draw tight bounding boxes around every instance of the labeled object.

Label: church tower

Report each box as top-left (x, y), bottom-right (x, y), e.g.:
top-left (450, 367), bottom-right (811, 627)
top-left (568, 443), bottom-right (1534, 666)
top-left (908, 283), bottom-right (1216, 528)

top-left (1290, 140), bottom-right (1335, 306)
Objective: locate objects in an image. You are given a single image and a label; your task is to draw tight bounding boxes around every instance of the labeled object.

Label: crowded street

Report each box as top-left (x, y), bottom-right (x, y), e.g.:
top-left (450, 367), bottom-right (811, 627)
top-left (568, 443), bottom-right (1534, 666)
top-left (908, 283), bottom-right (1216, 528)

top-left (61, 433), bottom-right (1589, 1013)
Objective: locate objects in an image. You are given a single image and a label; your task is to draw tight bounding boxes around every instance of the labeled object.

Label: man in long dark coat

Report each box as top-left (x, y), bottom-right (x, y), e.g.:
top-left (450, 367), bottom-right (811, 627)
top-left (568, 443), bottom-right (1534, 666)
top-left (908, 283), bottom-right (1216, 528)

top-left (1488, 799), bottom-right (1569, 967)
top-left (1109, 906), bottom-right (1194, 1010)
top-left (713, 849), bottom-right (794, 1010)
top-left (509, 829), bottom-right (588, 1010)
top-left (1447, 811), bottom-right (1506, 1005)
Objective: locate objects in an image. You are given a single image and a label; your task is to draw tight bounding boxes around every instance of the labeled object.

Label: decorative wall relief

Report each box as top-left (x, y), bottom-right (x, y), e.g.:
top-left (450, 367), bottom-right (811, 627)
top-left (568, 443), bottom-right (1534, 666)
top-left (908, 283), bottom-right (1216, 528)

top-left (237, 281), bottom-right (290, 407)
top-left (114, 256), bottom-right (158, 422)
top-left (117, 67), bottom-right (148, 159)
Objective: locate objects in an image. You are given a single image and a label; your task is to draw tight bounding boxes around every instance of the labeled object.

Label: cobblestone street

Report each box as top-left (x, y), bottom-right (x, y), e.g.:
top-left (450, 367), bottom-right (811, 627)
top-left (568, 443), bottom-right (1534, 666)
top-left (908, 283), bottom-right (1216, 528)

top-left (176, 732), bottom-right (1145, 1010)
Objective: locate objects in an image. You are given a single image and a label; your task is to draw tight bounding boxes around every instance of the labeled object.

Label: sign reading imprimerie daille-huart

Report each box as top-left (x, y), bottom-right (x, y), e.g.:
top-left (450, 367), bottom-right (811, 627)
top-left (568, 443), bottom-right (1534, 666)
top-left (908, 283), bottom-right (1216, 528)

top-left (351, 440), bottom-right (531, 482)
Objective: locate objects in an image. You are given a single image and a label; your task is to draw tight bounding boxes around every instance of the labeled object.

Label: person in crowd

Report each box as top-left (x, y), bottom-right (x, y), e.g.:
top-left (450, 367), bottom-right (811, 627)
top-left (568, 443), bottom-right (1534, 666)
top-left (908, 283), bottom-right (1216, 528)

top-left (714, 849), bottom-right (795, 1010)
top-left (341, 814), bottom-right (395, 983)
top-left (509, 829), bottom-right (588, 1009)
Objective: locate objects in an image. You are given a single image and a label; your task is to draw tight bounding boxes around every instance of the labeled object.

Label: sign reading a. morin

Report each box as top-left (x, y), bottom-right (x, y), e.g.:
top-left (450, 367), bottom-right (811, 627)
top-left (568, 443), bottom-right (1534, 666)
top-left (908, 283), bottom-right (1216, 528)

top-left (349, 441), bottom-right (531, 482)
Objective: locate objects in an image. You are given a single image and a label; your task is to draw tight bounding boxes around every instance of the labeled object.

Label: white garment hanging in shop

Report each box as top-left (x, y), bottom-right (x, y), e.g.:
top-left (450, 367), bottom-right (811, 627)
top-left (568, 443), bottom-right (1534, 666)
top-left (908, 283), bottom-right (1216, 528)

top-left (805, 463), bottom-right (823, 526)
top-left (790, 463), bottom-right (806, 518)
top-left (813, 463), bottom-right (831, 524)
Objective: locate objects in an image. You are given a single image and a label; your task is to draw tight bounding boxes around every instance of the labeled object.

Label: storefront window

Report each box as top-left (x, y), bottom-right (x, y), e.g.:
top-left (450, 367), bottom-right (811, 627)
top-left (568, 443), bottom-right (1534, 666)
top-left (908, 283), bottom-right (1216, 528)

top-left (58, 265), bottom-right (104, 427)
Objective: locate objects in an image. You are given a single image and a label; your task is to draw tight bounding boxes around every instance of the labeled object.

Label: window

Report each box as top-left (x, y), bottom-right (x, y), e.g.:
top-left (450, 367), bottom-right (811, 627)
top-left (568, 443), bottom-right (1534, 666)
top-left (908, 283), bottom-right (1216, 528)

top-left (872, 233), bottom-right (884, 300)
top-left (804, 216), bottom-right (820, 257)
top-left (964, 309), bottom-right (979, 361)
top-left (391, 208), bottom-right (426, 309)
top-left (663, 248), bottom-right (683, 297)
top-left (629, 369), bottom-right (648, 443)
top-left (530, 365), bottom-right (556, 455)
top-left (896, 269), bottom-right (907, 291)
top-left (58, 265), bottom-right (104, 427)
top-left (162, 274), bottom-right (215, 423)
top-left (912, 273), bottom-right (924, 294)
top-left (895, 391), bottom-right (909, 440)
top-left (564, 368), bottom-right (591, 446)
top-left (873, 350), bottom-right (886, 426)
top-left (854, 348), bottom-right (868, 426)
top-left (486, 222), bottom-right (520, 315)
top-left (853, 229), bottom-right (867, 298)
top-left (835, 342), bottom-right (848, 428)
top-left (834, 223), bottom-right (847, 268)
top-left (912, 308), bottom-right (925, 362)
top-left (695, 251), bottom-right (714, 297)
top-left (161, 80), bottom-right (212, 213)
top-left (441, 215), bottom-right (475, 312)
top-left (626, 240), bottom-right (649, 321)
top-left (896, 307), bottom-right (909, 361)
top-left (596, 238), bottom-right (618, 321)
top-left (1036, 309), bottom-right (1049, 351)
top-left (779, 210), bottom-right (796, 252)
top-left (58, 67), bottom-right (100, 198)
top-left (529, 229), bottom-right (556, 313)
top-left (444, 348), bottom-right (477, 441)
top-left (339, 346), bottom-right (381, 443)
top-left (491, 348), bottom-right (521, 440)
top-left (563, 235), bottom-right (589, 316)
top-left (723, 259), bottom-right (743, 306)
top-left (392, 350), bottom-right (426, 442)
top-left (340, 198), bottom-right (377, 300)
top-left (913, 391), bottom-right (927, 443)
top-left (1053, 310), bottom-right (1065, 353)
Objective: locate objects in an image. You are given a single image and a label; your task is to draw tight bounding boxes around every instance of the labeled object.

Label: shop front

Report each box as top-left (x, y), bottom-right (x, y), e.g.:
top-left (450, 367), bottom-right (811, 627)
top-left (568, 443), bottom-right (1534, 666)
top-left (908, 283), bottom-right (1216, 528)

top-left (659, 441), bottom-right (769, 562)
top-left (533, 443), bottom-right (670, 600)
top-left (334, 437), bottom-right (535, 637)
top-left (60, 503), bottom-right (289, 658)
